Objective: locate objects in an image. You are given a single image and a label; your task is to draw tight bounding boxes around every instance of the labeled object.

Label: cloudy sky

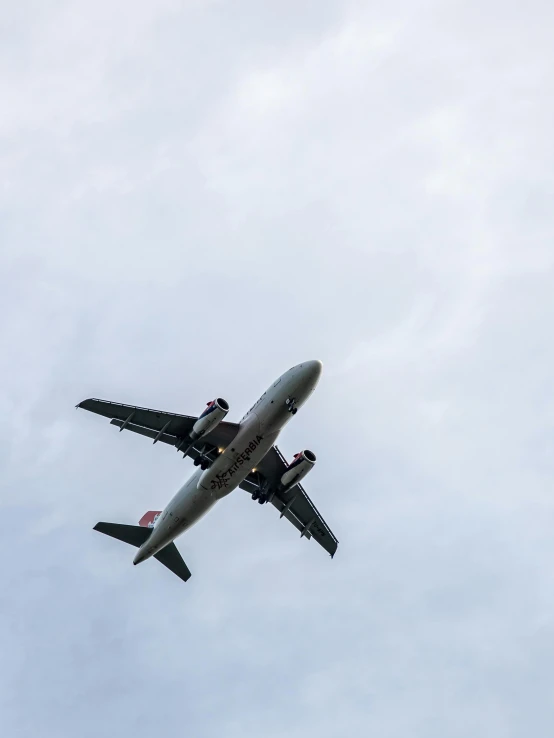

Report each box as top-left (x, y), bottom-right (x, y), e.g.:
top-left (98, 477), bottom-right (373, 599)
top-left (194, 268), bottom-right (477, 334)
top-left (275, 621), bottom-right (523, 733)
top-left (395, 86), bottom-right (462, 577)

top-left (1, 0), bottom-right (554, 735)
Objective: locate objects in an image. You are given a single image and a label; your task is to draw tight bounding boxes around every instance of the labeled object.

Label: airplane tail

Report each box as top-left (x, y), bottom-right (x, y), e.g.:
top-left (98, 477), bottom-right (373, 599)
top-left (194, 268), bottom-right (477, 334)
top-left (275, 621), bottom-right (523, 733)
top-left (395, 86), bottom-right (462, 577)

top-left (93, 522), bottom-right (192, 583)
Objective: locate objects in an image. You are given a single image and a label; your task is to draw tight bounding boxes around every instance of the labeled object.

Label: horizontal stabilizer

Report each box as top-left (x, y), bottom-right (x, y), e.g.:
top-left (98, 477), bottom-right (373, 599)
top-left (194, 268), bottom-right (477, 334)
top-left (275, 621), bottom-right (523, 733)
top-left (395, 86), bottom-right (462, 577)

top-left (154, 542), bottom-right (192, 583)
top-left (94, 522), bottom-right (151, 548)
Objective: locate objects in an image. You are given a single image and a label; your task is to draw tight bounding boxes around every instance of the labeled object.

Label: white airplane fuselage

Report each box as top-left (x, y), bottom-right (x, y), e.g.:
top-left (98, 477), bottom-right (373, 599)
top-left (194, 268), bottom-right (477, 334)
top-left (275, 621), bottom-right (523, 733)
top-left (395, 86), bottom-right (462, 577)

top-left (133, 360), bottom-right (322, 565)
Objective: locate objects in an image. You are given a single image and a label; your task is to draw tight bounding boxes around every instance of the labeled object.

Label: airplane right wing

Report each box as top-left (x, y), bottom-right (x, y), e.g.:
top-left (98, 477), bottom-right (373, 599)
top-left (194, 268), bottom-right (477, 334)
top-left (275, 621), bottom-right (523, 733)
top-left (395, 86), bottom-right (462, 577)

top-left (77, 398), bottom-right (240, 464)
top-left (239, 445), bottom-right (338, 558)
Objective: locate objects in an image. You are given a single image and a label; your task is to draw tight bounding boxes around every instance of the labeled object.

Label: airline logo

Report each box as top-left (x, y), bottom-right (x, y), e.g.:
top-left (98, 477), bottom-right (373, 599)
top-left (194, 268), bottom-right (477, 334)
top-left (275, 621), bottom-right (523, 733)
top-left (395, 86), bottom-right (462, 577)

top-left (139, 510), bottom-right (162, 528)
top-left (210, 434), bottom-right (264, 490)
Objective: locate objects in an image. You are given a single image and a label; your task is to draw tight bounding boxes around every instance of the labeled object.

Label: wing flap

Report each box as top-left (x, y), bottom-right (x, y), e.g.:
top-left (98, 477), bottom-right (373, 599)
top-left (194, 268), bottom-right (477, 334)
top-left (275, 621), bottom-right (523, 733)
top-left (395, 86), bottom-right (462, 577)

top-left (110, 418), bottom-right (177, 445)
top-left (271, 487), bottom-right (335, 554)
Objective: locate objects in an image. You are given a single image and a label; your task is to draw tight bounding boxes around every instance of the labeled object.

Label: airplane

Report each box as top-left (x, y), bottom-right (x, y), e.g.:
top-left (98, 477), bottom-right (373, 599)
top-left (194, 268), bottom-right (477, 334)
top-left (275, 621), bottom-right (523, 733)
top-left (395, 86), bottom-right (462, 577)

top-left (77, 360), bottom-right (338, 583)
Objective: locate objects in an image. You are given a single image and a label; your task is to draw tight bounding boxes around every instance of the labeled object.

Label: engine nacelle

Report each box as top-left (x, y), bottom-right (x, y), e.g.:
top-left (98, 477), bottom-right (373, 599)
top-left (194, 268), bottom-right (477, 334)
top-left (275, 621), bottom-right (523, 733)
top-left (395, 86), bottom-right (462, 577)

top-left (190, 398), bottom-right (229, 440)
top-left (280, 449), bottom-right (316, 489)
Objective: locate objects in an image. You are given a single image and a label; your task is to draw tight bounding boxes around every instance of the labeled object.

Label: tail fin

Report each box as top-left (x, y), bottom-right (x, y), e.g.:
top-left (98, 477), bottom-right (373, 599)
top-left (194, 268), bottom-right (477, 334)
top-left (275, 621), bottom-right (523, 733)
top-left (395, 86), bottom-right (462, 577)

top-left (154, 543), bottom-right (192, 583)
top-left (94, 522), bottom-right (152, 547)
top-left (138, 511), bottom-right (162, 528)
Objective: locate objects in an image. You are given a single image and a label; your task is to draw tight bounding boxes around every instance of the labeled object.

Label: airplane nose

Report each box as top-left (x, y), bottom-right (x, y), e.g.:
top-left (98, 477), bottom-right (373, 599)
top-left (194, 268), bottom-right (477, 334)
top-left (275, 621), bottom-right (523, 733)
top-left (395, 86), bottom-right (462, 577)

top-left (305, 359), bottom-right (323, 382)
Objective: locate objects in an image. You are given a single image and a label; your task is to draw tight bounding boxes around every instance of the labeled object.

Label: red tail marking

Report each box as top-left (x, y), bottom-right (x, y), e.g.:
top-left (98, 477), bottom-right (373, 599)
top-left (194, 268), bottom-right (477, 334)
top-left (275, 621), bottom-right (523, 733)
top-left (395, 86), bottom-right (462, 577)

top-left (139, 510), bottom-right (162, 528)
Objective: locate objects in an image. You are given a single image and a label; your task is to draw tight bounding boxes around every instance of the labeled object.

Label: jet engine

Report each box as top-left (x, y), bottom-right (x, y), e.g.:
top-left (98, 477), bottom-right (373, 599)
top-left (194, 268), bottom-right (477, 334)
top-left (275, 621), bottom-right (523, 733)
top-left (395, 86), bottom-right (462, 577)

top-left (190, 398), bottom-right (229, 440)
top-left (280, 449), bottom-right (316, 489)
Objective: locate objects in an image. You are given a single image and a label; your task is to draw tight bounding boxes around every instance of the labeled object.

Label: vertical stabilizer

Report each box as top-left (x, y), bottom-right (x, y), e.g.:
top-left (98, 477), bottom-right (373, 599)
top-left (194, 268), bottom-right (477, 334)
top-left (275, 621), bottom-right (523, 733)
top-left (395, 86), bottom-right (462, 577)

top-left (138, 511), bottom-right (162, 528)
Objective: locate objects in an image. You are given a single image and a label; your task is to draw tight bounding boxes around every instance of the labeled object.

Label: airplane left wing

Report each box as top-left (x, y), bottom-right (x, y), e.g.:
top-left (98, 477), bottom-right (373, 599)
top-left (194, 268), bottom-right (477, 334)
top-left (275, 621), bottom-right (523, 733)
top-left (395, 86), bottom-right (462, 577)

top-left (76, 398), bottom-right (240, 463)
top-left (239, 446), bottom-right (338, 558)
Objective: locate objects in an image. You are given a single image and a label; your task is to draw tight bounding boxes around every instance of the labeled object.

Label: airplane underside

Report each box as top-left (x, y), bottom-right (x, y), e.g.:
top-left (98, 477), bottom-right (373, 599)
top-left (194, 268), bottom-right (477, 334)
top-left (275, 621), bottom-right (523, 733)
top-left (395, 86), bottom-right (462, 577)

top-left (83, 361), bottom-right (338, 584)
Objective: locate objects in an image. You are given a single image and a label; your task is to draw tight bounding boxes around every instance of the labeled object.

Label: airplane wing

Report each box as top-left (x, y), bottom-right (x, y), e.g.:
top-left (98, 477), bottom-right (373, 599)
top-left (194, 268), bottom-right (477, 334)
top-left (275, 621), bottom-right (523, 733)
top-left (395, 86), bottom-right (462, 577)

top-left (239, 446), bottom-right (338, 558)
top-left (76, 398), bottom-right (240, 464)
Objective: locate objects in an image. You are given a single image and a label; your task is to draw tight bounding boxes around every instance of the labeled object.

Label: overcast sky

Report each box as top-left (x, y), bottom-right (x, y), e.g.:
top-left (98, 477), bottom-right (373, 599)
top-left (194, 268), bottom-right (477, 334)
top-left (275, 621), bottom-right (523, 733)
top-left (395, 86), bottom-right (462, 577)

top-left (1, 1), bottom-right (554, 736)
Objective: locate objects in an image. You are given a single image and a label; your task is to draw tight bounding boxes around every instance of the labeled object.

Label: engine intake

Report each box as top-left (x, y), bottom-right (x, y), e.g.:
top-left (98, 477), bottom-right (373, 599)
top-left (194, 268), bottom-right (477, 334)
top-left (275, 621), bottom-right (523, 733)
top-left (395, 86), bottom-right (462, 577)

top-left (280, 449), bottom-right (316, 489)
top-left (190, 398), bottom-right (229, 440)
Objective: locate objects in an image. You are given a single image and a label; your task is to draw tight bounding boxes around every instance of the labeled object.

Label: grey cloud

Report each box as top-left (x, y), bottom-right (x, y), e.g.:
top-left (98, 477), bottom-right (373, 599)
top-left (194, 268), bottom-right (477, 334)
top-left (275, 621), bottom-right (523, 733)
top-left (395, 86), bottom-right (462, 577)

top-left (1, 1), bottom-right (554, 736)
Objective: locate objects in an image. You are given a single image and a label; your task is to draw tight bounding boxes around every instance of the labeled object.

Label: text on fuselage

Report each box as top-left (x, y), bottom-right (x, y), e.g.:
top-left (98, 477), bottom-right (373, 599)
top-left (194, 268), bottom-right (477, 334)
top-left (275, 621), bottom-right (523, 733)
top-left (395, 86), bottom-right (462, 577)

top-left (210, 434), bottom-right (264, 490)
